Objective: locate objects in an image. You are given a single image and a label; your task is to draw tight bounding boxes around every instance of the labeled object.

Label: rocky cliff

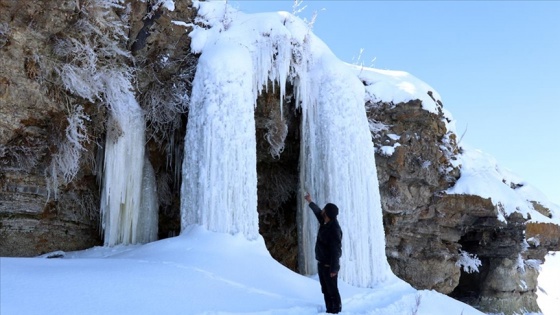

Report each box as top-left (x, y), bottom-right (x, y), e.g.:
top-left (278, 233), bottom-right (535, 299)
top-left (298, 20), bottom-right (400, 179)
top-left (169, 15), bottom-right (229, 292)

top-left (0, 0), bottom-right (196, 254)
top-left (365, 98), bottom-right (559, 314)
top-left (1, 1), bottom-right (558, 314)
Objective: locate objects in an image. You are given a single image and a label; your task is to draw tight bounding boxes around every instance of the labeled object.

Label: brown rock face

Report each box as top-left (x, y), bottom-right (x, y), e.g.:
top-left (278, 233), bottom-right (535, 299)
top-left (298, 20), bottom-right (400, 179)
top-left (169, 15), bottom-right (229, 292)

top-left (0, 0), bottom-right (197, 256)
top-left (367, 100), bottom-right (462, 294)
top-left (0, 0), bottom-right (103, 256)
top-left (367, 99), bottom-right (557, 314)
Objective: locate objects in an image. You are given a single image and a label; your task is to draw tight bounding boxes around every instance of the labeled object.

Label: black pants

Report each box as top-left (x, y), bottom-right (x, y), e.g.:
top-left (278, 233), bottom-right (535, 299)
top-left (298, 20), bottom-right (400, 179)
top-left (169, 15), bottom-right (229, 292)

top-left (318, 263), bottom-right (341, 314)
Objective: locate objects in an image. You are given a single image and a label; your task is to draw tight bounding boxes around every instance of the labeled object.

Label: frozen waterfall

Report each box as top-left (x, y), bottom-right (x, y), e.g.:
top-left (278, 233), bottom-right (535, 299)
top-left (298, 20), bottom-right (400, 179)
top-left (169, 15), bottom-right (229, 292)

top-left (180, 42), bottom-right (259, 240)
top-left (100, 74), bottom-right (158, 246)
top-left (297, 58), bottom-right (392, 287)
top-left (182, 2), bottom-right (393, 287)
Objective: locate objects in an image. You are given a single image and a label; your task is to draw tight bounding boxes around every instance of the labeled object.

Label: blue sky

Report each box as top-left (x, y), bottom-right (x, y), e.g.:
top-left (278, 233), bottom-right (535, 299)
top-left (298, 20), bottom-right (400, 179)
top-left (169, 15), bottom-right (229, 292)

top-left (231, 0), bottom-right (560, 205)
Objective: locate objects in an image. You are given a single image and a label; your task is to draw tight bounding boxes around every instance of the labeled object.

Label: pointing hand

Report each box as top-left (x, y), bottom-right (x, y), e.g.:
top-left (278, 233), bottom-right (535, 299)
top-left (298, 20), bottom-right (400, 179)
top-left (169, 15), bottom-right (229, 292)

top-left (304, 192), bottom-right (312, 203)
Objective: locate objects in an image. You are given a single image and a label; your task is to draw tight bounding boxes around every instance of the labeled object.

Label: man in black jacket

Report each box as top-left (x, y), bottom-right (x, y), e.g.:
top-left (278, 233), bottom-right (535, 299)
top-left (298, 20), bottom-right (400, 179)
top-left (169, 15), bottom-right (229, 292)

top-left (304, 192), bottom-right (343, 314)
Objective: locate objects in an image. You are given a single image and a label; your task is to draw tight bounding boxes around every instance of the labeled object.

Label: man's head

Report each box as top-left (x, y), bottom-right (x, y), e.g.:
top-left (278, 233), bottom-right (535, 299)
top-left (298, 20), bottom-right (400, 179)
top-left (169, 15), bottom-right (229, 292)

top-left (323, 203), bottom-right (339, 220)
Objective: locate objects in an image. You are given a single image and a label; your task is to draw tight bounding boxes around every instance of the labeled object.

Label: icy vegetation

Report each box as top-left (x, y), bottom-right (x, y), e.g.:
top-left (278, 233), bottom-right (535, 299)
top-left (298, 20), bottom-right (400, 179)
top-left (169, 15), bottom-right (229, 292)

top-left (182, 1), bottom-right (392, 287)
top-left (456, 250), bottom-right (482, 274)
top-left (46, 105), bottom-right (90, 200)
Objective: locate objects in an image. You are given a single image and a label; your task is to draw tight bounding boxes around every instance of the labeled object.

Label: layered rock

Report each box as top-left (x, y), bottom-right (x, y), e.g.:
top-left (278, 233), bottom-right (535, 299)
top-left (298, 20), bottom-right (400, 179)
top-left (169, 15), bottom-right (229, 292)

top-left (0, 0), bottom-right (103, 255)
top-left (367, 99), bottom-right (462, 293)
top-left (0, 0), bottom-right (196, 256)
top-left (367, 98), bottom-right (557, 314)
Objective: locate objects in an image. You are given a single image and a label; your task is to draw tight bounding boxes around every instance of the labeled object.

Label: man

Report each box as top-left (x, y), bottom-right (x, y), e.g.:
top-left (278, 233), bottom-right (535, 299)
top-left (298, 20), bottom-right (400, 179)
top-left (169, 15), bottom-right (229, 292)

top-left (304, 192), bottom-right (343, 314)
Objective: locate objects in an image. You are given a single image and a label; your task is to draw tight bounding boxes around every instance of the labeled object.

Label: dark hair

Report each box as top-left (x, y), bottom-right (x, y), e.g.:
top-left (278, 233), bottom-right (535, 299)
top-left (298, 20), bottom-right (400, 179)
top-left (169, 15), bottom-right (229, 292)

top-left (324, 203), bottom-right (339, 219)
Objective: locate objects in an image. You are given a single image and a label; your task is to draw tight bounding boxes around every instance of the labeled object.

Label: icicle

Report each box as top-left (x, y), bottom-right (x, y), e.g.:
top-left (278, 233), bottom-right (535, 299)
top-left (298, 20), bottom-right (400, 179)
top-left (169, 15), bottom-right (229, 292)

top-left (251, 32), bottom-right (292, 116)
top-left (137, 154), bottom-right (159, 244)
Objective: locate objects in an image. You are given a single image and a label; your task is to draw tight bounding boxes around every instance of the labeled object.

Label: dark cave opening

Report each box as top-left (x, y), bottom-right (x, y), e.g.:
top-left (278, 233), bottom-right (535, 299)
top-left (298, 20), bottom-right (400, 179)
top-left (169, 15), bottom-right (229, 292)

top-left (254, 85), bottom-right (302, 272)
top-left (449, 230), bottom-right (490, 305)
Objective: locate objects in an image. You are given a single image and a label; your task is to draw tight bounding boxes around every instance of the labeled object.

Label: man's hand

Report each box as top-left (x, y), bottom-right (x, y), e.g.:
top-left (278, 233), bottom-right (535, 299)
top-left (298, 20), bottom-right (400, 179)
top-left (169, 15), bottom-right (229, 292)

top-left (330, 272), bottom-right (337, 278)
top-left (304, 192), bottom-right (312, 203)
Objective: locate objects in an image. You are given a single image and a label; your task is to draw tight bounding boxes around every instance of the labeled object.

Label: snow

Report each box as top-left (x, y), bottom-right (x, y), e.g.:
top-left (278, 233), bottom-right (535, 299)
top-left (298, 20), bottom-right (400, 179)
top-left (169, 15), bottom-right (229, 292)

top-left (354, 66), bottom-right (442, 111)
top-left (447, 144), bottom-right (560, 224)
top-left (171, 20), bottom-right (190, 28)
top-left (378, 143), bottom-right (401, 157)
top-left (354, 65), bottom-right (458, 136)
top-left (537, 252), bottom-right (560, 315)
top-left (154, 0), bottom-right (175, 12)
top-left (0, 227), bottom-right (485, 315)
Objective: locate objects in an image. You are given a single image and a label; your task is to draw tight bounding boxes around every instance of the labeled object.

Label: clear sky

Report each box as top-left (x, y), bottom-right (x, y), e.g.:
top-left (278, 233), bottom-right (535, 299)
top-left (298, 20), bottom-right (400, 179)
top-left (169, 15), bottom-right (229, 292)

top-left (231, 0), bottom-right (560, 206)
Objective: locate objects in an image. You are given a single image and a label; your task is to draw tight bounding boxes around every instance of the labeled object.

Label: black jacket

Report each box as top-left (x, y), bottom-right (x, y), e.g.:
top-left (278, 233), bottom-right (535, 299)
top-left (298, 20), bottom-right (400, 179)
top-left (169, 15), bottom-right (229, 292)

top-left (309, 202), bottom-right (342, 273)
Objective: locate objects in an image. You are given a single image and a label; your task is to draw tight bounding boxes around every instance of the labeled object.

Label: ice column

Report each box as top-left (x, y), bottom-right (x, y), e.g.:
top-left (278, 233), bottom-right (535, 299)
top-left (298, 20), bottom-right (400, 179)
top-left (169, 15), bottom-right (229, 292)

top-left (100, 74), bottom-right (157, 246)
top-left (180, 42), bottom-right (259, 240)
top-left (137, 155), bottom-right (159, 244)
top-left (298, 56), bottom-right (392, 287)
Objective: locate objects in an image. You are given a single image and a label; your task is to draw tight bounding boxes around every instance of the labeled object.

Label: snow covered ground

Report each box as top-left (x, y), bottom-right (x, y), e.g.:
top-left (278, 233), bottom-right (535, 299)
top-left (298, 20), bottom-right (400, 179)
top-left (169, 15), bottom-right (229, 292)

top-left (1, 230), bottom-right (559, 315)
top-left (2, 226), bottom-right (486, 315)
top-left (537, 252), bottom-right (560, 315)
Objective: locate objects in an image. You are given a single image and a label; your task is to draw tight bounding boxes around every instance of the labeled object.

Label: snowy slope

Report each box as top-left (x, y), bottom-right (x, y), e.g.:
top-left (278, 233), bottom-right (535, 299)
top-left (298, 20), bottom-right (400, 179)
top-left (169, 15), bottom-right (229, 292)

top-left (0, 227), bottom-right (485, 315)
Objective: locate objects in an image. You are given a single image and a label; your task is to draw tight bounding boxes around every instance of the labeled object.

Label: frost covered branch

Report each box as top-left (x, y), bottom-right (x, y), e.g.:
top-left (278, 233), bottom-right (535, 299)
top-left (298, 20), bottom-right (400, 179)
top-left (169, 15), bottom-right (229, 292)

top-left (368, 118), bottom-right (389, 137)
top-left (292, 0), bottom-right (307, 15)
top-left (46, 105), bottom-right (90, 199)
top-left (456, 250), bottom-right (482, 274)
top-left (264, 109), bottom-right (288, 159)
top-left (0, 144), bottom-right (43, 172)
top-left (141, 78), bottom-right (189, 144)
top-left (53, 0), bottom-right (131, 102)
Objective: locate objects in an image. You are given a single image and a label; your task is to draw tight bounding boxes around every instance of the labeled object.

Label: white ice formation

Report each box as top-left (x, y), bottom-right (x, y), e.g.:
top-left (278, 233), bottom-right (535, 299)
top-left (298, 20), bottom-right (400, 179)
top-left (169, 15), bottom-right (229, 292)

top-left (181, 1), bottom-right (392, 287)
top-left (100, 73), bottom-right (158, 246)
